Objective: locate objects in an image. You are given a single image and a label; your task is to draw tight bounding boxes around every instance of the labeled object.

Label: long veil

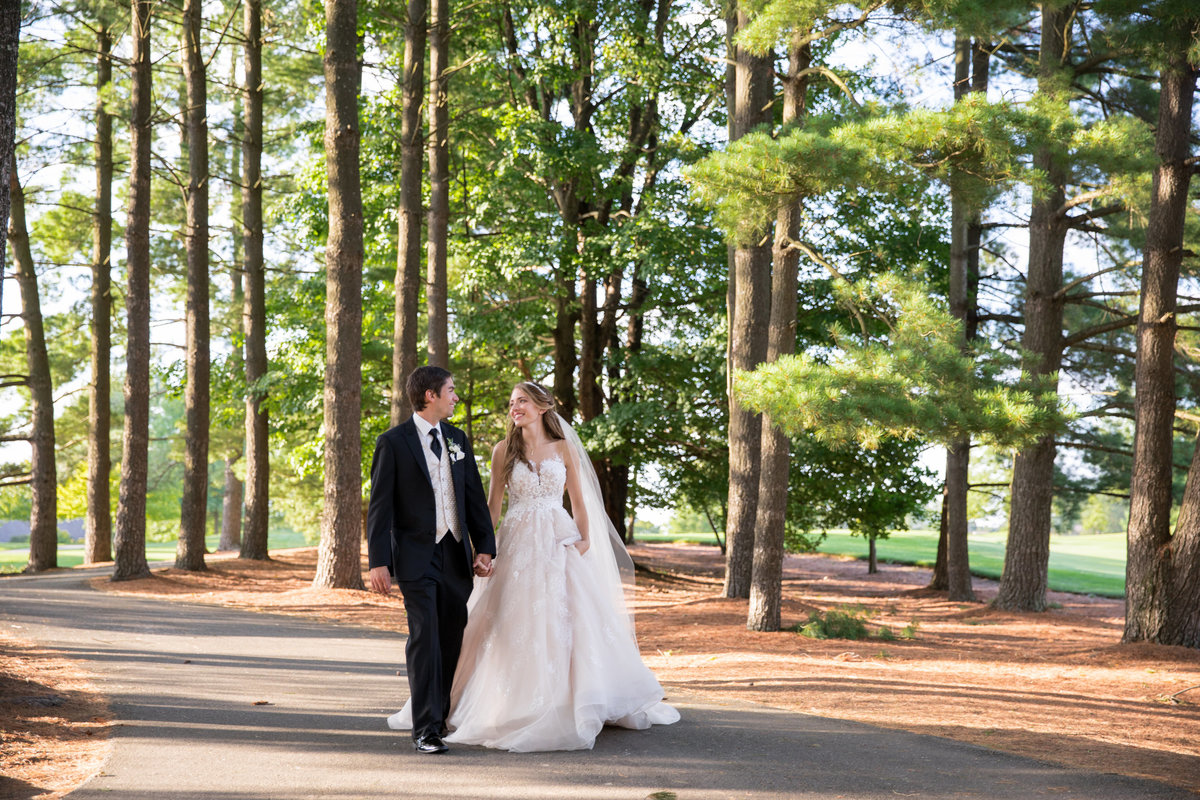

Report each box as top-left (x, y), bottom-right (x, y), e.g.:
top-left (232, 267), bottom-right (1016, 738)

top-left (555, 413), bottom-right (638, 635)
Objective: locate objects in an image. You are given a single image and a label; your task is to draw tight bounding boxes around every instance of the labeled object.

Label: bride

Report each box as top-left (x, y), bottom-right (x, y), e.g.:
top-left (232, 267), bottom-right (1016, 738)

top-left (390, 381), bottom-right (679, 751)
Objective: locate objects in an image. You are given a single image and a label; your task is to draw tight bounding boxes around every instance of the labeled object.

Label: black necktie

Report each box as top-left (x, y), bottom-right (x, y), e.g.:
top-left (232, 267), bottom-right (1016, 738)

top-left (429, 428), bottom-right (442, 460)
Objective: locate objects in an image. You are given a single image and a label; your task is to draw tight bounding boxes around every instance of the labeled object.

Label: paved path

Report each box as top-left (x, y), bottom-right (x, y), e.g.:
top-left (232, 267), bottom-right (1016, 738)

top-left (0, 568), bottom-right (1191, 800)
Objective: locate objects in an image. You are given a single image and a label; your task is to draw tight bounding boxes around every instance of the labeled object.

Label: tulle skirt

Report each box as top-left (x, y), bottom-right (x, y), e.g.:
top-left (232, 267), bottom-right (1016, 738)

top-left (389, 499), bottom-right (678, 751)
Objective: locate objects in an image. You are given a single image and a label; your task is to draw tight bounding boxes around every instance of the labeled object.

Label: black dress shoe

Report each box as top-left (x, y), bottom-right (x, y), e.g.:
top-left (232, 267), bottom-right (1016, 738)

top-left (414, 733), bottom-right (448, 754)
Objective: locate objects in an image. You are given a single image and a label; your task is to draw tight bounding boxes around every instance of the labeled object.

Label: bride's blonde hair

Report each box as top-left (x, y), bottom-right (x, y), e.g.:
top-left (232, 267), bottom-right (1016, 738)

top-left (502, 382), bottom-right (566, 485)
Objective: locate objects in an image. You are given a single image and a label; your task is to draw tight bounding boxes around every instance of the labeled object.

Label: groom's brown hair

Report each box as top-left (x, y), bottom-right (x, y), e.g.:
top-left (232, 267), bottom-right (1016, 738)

top-left (407, 366), bottom-right (453, 411)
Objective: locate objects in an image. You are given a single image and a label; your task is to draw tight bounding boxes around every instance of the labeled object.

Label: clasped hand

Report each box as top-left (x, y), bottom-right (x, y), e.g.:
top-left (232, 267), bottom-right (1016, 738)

top-left (473, 553), bottom-right (494, 577)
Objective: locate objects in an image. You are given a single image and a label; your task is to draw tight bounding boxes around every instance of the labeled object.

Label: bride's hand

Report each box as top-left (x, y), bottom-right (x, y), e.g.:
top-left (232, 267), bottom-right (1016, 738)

top-left (574, 539), bottom-right (590, 556)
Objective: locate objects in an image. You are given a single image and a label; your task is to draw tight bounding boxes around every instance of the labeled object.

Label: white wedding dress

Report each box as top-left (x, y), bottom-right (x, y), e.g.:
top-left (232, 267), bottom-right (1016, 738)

top-left (389, 449), bottom-right (679, 752)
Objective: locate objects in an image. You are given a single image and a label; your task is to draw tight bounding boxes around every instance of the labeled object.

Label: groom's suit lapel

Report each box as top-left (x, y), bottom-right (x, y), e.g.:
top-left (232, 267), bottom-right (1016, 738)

top-left (401, 419), bottom-right (435, 491)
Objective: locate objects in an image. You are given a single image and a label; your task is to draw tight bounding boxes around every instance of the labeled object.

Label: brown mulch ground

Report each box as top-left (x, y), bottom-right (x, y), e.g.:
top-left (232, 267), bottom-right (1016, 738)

top-left (0, 631), bottom-right (111, 800)
top-left (4, 542), bottom-right (1200, 798)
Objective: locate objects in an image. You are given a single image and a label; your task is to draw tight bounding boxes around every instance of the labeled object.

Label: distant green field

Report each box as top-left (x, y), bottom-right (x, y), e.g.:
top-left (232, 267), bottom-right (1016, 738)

top-left (0, 530), bottom-right (314, 574)
top-left (814, 530), bottom-right (1125, 597)
top-left (633, 529), bottom-right (1126, 598)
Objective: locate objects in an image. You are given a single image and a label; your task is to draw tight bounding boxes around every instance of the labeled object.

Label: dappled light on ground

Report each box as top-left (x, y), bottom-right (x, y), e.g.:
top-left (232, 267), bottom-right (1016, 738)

top-left (80, 542), bottom-right (1200, 792)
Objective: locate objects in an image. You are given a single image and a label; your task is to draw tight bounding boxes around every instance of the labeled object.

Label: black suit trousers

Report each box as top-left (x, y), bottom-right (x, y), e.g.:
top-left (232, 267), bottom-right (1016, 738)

top-left (397, 533), bottom-right (471, 739)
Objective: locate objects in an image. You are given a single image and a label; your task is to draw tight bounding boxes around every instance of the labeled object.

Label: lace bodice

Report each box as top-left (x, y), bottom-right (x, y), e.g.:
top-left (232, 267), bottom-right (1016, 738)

top-left (508, 454), bottom-right (566, 511)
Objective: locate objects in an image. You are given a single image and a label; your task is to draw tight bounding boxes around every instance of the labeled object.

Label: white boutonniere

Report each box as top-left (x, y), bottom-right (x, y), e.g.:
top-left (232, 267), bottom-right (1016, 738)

top-left (446, 438), bottom-right (465, 463)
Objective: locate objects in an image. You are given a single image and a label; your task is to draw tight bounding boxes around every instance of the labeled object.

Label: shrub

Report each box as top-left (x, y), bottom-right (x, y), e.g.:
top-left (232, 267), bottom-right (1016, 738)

top-left (795, 606), bottom-right (870, 640)
top-left (792, 606), bottom-right (919, 641)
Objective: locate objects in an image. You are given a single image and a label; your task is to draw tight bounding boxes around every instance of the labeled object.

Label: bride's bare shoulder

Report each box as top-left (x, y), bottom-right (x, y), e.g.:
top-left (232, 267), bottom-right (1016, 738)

top-left (491, 440), bottom-right (507, 462)
top-left (553, 438), bottom-right (575, 465)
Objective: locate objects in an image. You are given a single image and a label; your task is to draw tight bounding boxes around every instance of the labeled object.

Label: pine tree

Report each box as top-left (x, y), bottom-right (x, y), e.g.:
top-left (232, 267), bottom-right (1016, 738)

top-left (9, 161), bottom-right (57, 573)
top-left (391, 0), bottom-right (425, 426)
top-left (1124, 5), bottom-right (1200, 646)
top-left (176, 0), bottom-right (211, 572)
top-left (314, 0), bottom-right (366, 590)
top-left (240, 0), bottom-right (269, 561)
top-left (86, 12), bottom-right (115, 565)
top-left (112, 0), bottom-right (154, 582)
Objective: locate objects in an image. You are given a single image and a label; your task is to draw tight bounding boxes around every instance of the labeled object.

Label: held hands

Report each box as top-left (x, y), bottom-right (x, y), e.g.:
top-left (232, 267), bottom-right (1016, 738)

top-left (473, 553), bottom-right (494, 578)
top-left (369, 565), bottom-right (392, 596)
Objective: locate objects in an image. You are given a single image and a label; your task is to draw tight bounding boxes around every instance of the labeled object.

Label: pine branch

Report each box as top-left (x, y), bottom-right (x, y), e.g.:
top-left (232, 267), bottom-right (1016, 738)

top-left (1063, 314), bottom-right (1137, 347)
top-left (1065, 203), bottom-right (1125, 229)
top-left (1070, 341), bottom-right (1134, 359)
top-left (1055, 263), bottom-right (1132, 299)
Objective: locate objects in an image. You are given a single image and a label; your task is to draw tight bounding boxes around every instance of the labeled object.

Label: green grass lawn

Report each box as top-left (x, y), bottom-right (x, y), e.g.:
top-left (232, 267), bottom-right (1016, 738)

top-left (0, 529), bottom-right (314, 574)
top-left (814, 530), bottom-right (1126, 597)
top-left (633, 529), bottom-right (1126, 598)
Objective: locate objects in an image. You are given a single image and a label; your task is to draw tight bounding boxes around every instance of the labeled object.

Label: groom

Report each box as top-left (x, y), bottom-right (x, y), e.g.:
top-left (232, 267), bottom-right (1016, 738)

top-left (367, 366), bottom-right (496, 754)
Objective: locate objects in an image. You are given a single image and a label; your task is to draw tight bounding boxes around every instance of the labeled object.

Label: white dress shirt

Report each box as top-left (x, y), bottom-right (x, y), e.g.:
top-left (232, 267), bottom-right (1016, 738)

top-left (412, 414), bottom-right (461, 543)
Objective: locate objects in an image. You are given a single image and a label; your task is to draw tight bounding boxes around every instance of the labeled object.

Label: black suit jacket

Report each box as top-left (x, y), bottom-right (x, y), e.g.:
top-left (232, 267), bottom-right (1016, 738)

top-left (366, 418), bottom-right (497, 583)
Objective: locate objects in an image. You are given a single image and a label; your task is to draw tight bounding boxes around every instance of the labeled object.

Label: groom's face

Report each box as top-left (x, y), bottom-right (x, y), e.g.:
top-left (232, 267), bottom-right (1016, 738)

top-left (426, 378), bottom-right (458, 421)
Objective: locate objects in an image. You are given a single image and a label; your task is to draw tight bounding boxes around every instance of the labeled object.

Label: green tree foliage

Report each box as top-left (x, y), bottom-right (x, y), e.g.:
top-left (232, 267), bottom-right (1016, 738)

top-left (736, 275), bottom-right (1065, 449)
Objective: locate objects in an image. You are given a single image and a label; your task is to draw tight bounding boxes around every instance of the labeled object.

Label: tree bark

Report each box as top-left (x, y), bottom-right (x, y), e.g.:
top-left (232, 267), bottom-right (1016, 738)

top-left (9, 162), bottom-right (57, 573)
top-left (86, 23), bottom-right (114, 565)
top-left (936, 34), bottom-right (987, 600)
top-left (748, 39), bottom-right (808, 632)
top-left (995, 5), bottom-right (1072, 611)
top-left (945, 48), bottom-right (974, 599)
top-left (944, 440), bottom-right (973, 599)
top-left (113, 0), bottom-right (154, 582)
top-left (579, 274), bottom-right (601, 421)
top-left (426, 0), bottom-right (449, 369)
top-left (723, 6), bottom-right (773, 599)
top-left (218, 457), bottom-right (243, 551)
top-left (391, 0), bottom-right (425, 425)
top-left (553, 195), bottom-right (580, 421)
top-left (176, 0), bottom-right (210, 572)
top-left (1124, 35), bottom-right (1199, 645)
top-left (929, 489), bottom-right (949, 590)
top-left (241, 0), bottom-right (270, 561)
top-left (0, 0), bottom-right (17, 318)
top-left (314, 0), bottom-right (365, 590)
top-left (223, 47), bottom-right (245, 556)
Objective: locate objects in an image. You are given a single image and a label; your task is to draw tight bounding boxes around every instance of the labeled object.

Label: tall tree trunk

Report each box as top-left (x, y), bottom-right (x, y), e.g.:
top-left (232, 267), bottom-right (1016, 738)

top-left (221, 46), bottom-right (245, 555)
top-left (86, 23), bottom-right (114, 565)
top-left (113, 0), bottom-right (154, 582)
top-left (218, 457), bottom-right (243, 551)
top-left (1124, 36), bottom-right (1199, 645)
top-left (391, 0), bottom-right (425, 425)
top-left (934, 35), bottom-right (988, 599)
top-left (995, 5), bottom-right (1072, 611)
top-left (426, 0), bottom-right (449, 368)
top-left (0, 0), bottom-right (17, 318)
top-left (241, 0), bottom-right (269, 560)
top-left (314, 0), bottom-right (365, 590)
top-left (579, 274), bottom-right (601, 421)
top-left (748, 39), bottom-right (808, 631)
top-left (177, 0), bottom-right (210, 572)
top-left (553, 194), bottom-right (580, 421)
top-left (944, 36), bottom-right (975, 600)
top-left (723, 7), bottom-right (773, 599)
top-left (9, 163), bottom-right (57, 573)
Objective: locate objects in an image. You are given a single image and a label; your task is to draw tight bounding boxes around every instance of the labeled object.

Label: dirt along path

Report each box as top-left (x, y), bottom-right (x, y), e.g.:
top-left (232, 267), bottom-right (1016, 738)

top-left (2, 541), bottom-right (1199, 797)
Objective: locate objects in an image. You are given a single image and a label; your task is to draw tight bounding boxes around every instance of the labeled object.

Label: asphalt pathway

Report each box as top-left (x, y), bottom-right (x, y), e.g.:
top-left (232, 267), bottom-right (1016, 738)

top-left (0, 567), bottom-right (1191, 800)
